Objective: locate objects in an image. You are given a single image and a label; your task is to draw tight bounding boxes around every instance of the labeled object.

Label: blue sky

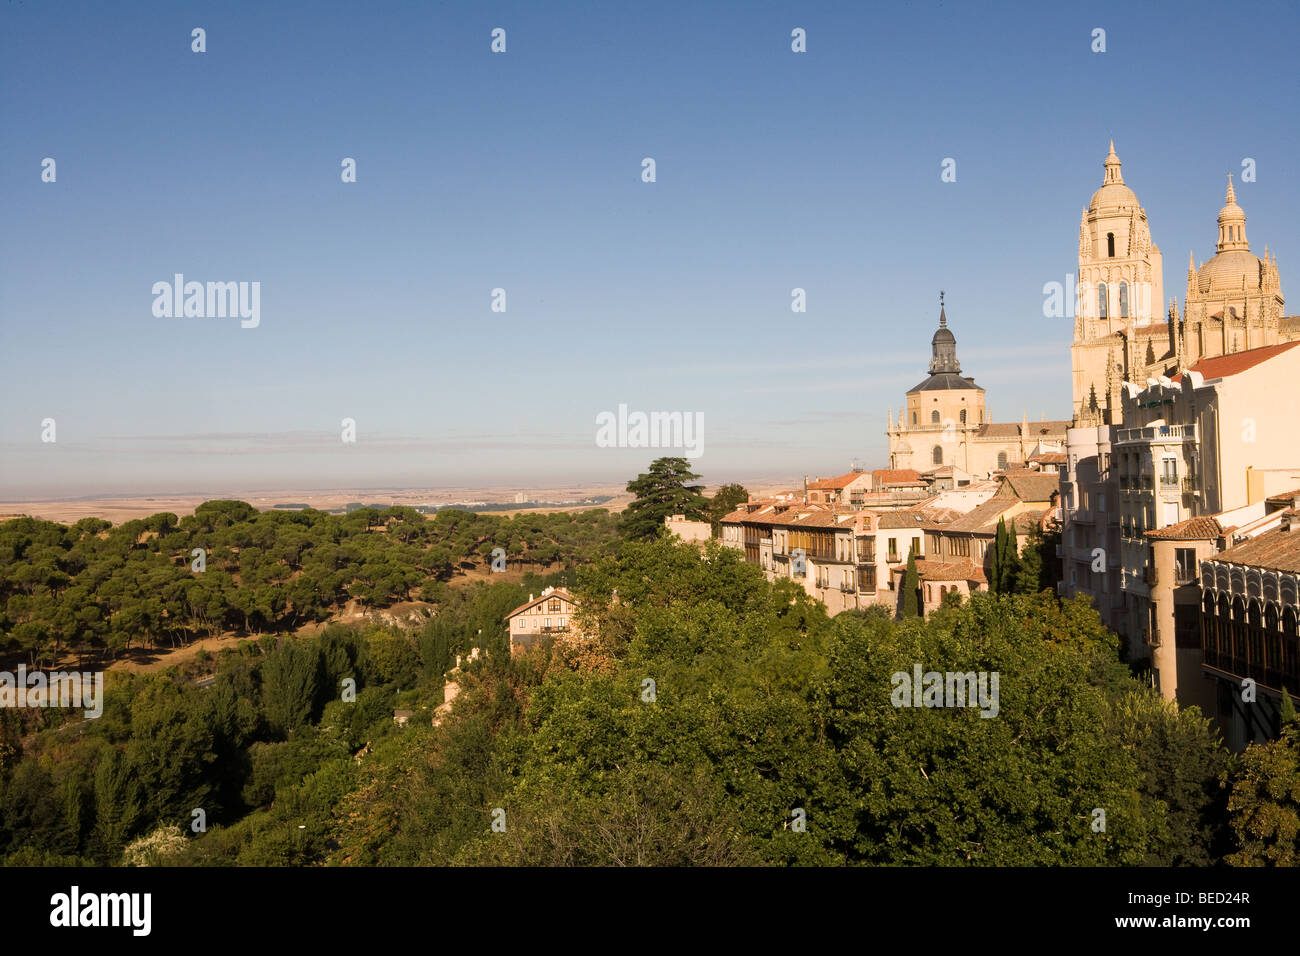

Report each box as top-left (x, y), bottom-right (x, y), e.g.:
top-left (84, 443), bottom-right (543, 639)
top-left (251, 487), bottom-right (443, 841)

top-left (2, 0), bottom-right (1297, 497)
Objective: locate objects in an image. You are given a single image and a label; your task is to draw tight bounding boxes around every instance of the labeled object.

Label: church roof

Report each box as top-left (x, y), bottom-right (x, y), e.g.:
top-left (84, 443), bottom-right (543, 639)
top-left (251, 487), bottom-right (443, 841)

top-left (1089, 141), bottom-right (1140, 212)
top-left (1197, 249), bottom-right (1267, 292)
top-left (975, 421), bottom-right (1070, 439)
top-left (909, 372), bottom-right (983, 393)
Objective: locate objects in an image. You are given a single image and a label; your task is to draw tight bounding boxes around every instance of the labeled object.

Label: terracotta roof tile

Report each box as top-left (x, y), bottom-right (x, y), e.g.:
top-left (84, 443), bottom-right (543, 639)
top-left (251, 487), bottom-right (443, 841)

top-left (1170, 341), bottom-right (1300, 383)
top-left (915, 559), bottom-right (988, 584)
top-left (807, 471), bottom-right (867, 490)
top-left (872, 468), bottom-right (922, 484)
top-left (997, 472), bottom-right (1061, 503)
top-left (1209, 520), bottom-right (1300, 574)
top-left (1145, 516), bottom-right (1223, 540)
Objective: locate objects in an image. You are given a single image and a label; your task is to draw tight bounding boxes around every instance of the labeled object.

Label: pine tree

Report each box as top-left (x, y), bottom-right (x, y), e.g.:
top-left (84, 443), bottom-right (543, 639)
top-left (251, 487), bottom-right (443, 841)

top-left (901, 544), bottom-right (921, 618)
top-left (620, 458), bottom-right (709, 541)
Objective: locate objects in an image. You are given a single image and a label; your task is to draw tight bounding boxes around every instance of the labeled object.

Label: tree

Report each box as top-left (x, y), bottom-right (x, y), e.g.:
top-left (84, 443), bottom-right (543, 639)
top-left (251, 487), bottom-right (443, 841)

top-left (990, 517), bottom-right (1020, 594)
top-left (619, 458), bottom-right (708, 541)
top-left (900, 544), bottom-right (921, 618)
top-left (262, 640), bottom-right (322, 737)
top-left (706, 483), bottom-right (750, 533)
top-left (1014, 523), bottom-right (1049, 594)
top-left (1224, 723), bottom-right (1300, 866)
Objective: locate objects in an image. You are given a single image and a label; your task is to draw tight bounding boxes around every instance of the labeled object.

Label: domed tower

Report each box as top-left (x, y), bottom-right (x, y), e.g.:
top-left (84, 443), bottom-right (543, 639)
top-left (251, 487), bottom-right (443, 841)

top-left (887, 294), bottom-right (986, 471)
top-left (1072, 141), bottom-right (1165, 425)
top-left (1182, 175), bottom-right (1286, 362)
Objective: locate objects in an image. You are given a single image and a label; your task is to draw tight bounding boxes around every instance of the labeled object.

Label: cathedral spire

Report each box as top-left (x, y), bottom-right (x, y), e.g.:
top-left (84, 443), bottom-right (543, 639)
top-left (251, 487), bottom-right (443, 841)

top-left (1103, 141), bottom-right (1123, 184)
top-left (1216, 173), bottom-right (1248, 252)
top-left (928, 292), bottom-right (961, 374)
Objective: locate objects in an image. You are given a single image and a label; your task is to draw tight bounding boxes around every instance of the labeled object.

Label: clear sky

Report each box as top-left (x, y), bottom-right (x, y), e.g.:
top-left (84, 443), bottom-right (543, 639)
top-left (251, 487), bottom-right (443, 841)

top-left (2, 0), bottom-right (1297, 497)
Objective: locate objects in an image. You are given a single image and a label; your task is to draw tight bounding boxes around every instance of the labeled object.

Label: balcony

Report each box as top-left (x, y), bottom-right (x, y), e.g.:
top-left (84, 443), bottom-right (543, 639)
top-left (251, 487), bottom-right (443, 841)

top-left (1181, 476), bottom-right (1199, 493)
top-left (1119, 476), bottom-right (1131, 490)
top-left (840, 583), bottom-right (856, 593)
top-left (1159, 475), bottom-right (1180, 489)
top-left (1143, 565), bottom-right (1158, 586)
top-left (1116, 423), bottom-right (1198, 444)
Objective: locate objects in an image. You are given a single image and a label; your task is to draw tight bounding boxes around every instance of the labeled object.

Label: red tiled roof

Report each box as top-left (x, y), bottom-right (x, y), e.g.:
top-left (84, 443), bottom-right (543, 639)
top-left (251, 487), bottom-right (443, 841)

top-left (997, 472), bottom-right (1061, 503)
top-left (1209, 519), bottom-right (1300, 574)
top-left (1028, 452), bottom-right (1067, 464)
top-left (1171, 341), bottom-right (1300, 383)
top-left (872, 468), bottom-right (921, 484)
top-left (1145, 516), bottom-right (1223, 540)
top-left (931, 498), bottom-right (1019, 534)
top-left (915, 559), bottom-right (988, 584)
top-left (807, 471), bottom-right (867, 490)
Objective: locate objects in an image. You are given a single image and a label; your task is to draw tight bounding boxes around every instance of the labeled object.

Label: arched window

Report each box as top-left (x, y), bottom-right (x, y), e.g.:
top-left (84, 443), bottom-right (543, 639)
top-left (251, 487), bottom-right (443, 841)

top-left (930, 410), bottom-right (940, 424)
top-left (959, 409), bottom-right (967, 423)
top-left (1107, 232), bottom-right (1115, 257)
top-left (1119, 281), bottom-right (1129, 317)
top-left (932, 446), bottom-right (943, 465)
top-left (1097, 282), bottom-right (1108, 318)
top-left (997, 451), bottom-right (1008, 470)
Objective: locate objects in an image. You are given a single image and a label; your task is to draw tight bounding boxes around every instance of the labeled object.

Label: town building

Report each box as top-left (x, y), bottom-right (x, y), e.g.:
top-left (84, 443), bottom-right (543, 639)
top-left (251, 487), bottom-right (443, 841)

top-left (1200, 499), bottom-right (1300, 750)
top-left (887, 296), bottom-right (1068, 476)
top-left (506, 586), bottom-right (579, 653)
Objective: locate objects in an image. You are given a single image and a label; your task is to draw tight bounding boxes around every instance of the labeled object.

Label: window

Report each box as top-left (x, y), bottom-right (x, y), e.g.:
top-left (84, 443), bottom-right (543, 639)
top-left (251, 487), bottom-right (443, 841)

top-left (1098, 282), bottom-right (1108, 318)
top-left (997, 451), bottom-right (1008, 470)
top-left (959, 409), bottom-right (966, 423)
top-left (931, 410), bottom-right (940, 424)
top-left (932, 446), bottom-right (943, 465)
top-left (912, 412), bottom-right (917, 425)
top-left (913, 536), bottom-right (922, 558)
top-left (548, 598), bottom-right (560, 612)
top-left (1119, 281), bottom-right (1129, 317)
top-left (888, 538), bottom-right (898, 561)
top-left (1107, 232), bottom-right (1115, 258)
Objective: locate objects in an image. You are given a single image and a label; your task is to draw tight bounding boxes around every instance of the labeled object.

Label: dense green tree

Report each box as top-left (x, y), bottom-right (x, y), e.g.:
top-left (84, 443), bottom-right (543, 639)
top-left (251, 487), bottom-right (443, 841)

top-left (1224, 723), bottom-right (1300, 866)
top-left (262, 640), bottom-right (322, 737)
top-left (705, 483), bottom-right (750, 533)
top-left (989, 517), bottom-right (1021, 594)
top-left (620, 458), bottom-right (708, 540)
top-left (1014, 523), bottom-right (1049, 593)
top-left (901, 545), bottom-right (921, 618)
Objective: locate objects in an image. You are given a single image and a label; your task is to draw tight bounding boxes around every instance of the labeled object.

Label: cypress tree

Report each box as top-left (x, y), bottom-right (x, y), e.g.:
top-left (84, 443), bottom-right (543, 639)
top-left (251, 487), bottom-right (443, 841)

top-left (901, 544), bottom-right (921, 618)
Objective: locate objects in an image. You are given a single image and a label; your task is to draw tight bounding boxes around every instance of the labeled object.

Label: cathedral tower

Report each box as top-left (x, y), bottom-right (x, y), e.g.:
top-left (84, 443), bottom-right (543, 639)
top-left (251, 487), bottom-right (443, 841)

top-left (1072, 142), bottom-right (1165, 424)
top-left (1181, 175), bottom-right (1287, 363)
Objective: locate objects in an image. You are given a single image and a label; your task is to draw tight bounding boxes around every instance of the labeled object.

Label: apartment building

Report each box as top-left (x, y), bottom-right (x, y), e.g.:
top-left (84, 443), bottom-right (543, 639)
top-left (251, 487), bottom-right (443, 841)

top-left (1200, 500), bottom-right (1300, 750)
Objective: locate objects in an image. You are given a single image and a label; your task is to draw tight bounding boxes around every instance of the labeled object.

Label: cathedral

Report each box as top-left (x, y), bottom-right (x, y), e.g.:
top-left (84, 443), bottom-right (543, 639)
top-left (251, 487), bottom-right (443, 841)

top-left (886, 294), bottom-right (1069, 476)
top-left (1072, 142), bottom-right (1299, 425)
